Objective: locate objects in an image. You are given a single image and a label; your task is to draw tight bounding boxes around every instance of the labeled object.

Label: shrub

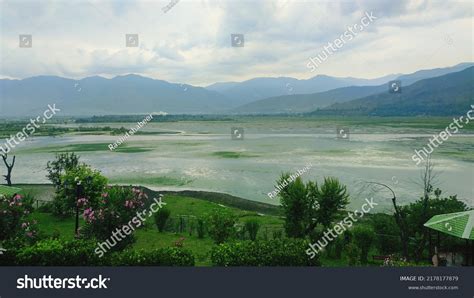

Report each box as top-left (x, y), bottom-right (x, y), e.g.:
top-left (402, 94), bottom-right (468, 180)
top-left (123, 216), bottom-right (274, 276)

top-left (14, 239), bottom-right (108, 266)
top-left (210, 239), bottom-right (321, 266)
top-left (244, 219), bottom-right (260, 241)
top-left (272, 230), bottom-right (283, 239)
top-left (52, 164), bottom-right (108, 217)
top-left (3, 239), bottom-right (195, 266)
top-left (196, 217), bottom-right (206, 238)
top-left (81, 186), bottom-right (148, 251)
top-left (344, 242), bottom-right (361, 266)
top-left (0, 194), bottom-right (38, 244)
top-left (207, 211), bottom-right (237, 244)
top-left (154, 207), bottom-right (171, 232)
top-left (112, 248), bottom-right (194, 266)
top-left (353, 226), bottom-right (375, 264)
top-left (371, 214), bottom-right (401, 255)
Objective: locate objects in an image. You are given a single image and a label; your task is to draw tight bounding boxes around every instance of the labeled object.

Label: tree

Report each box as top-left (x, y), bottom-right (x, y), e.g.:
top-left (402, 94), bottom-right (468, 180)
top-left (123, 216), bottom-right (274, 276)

top-left (46, 152), bottom-right (80, 188)
top-left (278, 175), bottom-right (315, 238)
top-left (244, 219), bottom-right (260, 241)
top-left (53, 163), bottom-right (107, 217)
top-left (1, 153), bottom-right (15, 186)
top-left (314, 177), bottom-right (349, 230)
top-left (277, 174), bottom-right (349, 238)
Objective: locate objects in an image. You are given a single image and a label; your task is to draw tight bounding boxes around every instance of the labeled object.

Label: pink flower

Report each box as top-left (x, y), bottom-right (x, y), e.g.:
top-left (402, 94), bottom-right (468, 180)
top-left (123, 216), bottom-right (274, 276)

top-left (21, 222), bottom-right (28, 228)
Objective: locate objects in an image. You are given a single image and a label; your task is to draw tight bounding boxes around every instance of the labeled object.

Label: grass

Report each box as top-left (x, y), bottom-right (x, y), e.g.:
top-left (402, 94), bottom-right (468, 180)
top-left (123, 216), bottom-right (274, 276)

top-left (20, 143), bottom-right (153, 154)
top-left (24, 185), bottom-right (285, 266)
top-left (110, 176), bottom-right (193, 186)
top-left (212, 151), bottom-right (258, 158)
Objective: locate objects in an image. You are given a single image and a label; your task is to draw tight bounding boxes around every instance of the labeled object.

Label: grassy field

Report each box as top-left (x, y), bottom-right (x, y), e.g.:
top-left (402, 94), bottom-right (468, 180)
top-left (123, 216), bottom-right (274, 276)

top-left (20, 184), bottom-right (285, 266)
top-left (14, 183), bottom-right (406, 267)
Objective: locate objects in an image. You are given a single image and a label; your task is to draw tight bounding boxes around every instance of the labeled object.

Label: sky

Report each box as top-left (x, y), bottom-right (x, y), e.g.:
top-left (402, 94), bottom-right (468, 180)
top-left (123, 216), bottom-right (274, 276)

top-left (0, 0), bottom-right (472, 86)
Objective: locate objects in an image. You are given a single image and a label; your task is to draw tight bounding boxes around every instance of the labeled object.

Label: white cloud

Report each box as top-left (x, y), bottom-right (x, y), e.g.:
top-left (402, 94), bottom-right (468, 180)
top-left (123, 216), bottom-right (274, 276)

top-left (0, 0), bottom-right (472, 85)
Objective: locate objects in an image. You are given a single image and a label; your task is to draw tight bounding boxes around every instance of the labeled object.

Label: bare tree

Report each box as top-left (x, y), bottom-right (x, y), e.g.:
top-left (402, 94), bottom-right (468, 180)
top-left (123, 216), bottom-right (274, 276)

top-left (413, 155), bottom-right (437, 262)
top-left (1, 153), bottom-right (16, 186)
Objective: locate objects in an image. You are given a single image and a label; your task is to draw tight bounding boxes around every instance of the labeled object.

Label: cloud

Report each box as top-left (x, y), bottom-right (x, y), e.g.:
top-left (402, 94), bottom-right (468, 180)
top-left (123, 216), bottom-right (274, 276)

top-left (0, 0), bottom-right (472, 85)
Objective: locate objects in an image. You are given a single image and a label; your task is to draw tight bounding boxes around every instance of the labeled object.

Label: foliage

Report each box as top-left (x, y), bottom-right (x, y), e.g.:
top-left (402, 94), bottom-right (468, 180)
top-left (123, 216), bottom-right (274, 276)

top-left (14, 239), bottom-right (108, 266)
top-left (353, 226), bottom-right (375, 264)
top-left (207, 211), bottom-right (237, 244)
top-left (2, 239), bottom-right (194, 266)
top-left (154, 207), bottom-right (171, 232)
top-left (278, 175), bottom-right (315, 238)
top-left (370, 214), bottom-right (401, 255)
top-left (344, 242), bottom-right (361, 266)
top-left (244, 219), bottom-right (260, 241)
top-left (277, 174), bottom-right (349, 238)
top-left (46, 152), bottom-right (80, 188)
top-left (80, 186), bottom-right (148, 250)
top-left (52, 163), bottom-right (108, 217)
top-left (112, 248), bottom-right (194, 266)
top-left (210, 239), bottom-right (321, 266)
top-left (382, 254), bottom-right (420, 267)
top-left (0, 194), bottom-right (38, 243)
top-left (196, 217), bottom-right (206, 239)
top-left (315, 177), bottom-right (350, 228)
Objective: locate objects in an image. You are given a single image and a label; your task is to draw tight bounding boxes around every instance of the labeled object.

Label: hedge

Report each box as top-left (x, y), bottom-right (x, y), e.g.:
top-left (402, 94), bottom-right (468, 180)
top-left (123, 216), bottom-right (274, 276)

top-left (210, 239), bottom-right (321, 266)
top-left (112, 248), bottom-right (194, 266)
top-left (0, 239), bottom-right (194, 266)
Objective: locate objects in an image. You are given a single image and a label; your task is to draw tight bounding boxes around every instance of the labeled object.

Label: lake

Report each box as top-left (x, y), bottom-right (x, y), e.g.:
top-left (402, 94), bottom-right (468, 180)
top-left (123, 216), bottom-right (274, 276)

top-left (9, 117), bottom-right (474, 212)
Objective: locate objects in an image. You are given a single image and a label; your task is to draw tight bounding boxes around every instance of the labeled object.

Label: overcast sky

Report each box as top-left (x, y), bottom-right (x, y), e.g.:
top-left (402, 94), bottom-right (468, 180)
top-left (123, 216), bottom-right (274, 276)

top-left (0, 0), bottom-right (472, 86)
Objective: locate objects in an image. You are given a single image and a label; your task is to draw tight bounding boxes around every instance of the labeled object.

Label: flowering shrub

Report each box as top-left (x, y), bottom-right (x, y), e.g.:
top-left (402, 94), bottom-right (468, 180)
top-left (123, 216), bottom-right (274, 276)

top-left (0, 194), bottom-right (37, 243)
top-left (382, 254), bottom-right (419, 267)
top-left (81, 186), bottom-right (148, 250)
top-left (52, 164), bottom-right (108, 217)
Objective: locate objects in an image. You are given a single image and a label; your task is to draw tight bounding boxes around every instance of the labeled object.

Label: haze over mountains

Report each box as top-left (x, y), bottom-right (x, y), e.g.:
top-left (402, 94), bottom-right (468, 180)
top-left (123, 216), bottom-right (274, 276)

top-left (0, 62), bottom-right (472, 117)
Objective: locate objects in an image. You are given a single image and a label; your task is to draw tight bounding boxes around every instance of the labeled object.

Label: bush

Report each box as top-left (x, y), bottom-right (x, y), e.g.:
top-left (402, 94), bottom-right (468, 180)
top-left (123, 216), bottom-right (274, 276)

top-left (353, 226), bottom-right (375, 264)
top-left (370, 214), bottom-right (401, 255)
top-left (52, 164), bottom-right (108, 217)
top-left (210, 239), bottom-right (321, 266)
top-left (2, 239), bottom-right (195, 266)
top-left (81, 186), bottom-right (148, 251)
top-left (196, 217), bottom-right (206, 238)
top-left (112, 248), bottom-right (194, 266)
top-left (13, 239), bottom-right (108, 266)
top-left (344, 242), bottom-right (361, 266)
top-left (0, 194), bottom-right (38, 244)
top-left (154, 208), bottom-right (171, 232)
top-left (207, 211), bottom-right (237, 244)
top-left (244, 219), bottom-right (260, 241)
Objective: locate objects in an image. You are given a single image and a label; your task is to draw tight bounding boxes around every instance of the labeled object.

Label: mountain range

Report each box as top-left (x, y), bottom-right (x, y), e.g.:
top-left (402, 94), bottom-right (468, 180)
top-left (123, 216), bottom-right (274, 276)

top-left (0, 62), bottom-right (472, 117)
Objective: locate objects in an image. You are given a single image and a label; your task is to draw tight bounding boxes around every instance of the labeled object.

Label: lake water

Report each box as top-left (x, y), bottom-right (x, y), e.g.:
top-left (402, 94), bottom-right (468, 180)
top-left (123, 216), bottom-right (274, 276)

top-left (9, 118), bottom-right (474, 211)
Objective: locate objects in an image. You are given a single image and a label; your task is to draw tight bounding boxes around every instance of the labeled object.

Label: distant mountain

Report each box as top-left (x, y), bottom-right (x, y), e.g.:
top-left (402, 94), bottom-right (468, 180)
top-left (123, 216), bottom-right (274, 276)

top-left (0, 74), bottom-right (233, 116)
top-left (232, 85), bottom-right (387, 114)
top-left (207, 74), bottom-right (398, 105)
top-left (313, 66), bottom-right (474, 116)
top-left (1, 63), bottom-right (472, 117)
top-left (230, 62), bottom-right (474, 114)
